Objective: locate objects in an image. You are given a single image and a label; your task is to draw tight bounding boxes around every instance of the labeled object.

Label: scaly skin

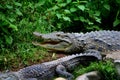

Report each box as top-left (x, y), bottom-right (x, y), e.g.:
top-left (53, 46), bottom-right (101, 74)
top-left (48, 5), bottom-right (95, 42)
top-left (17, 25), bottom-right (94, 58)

top-left (0, 52), bottom-right (101, 80)
top-left (33, 30), bottom-right (120, 59)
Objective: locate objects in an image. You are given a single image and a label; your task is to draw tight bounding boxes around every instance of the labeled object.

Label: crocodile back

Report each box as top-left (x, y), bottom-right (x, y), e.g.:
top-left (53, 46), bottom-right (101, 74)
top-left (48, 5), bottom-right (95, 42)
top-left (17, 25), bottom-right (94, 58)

top-left (18, 64), bottom-right (56, 80)
top-left (83, 31), bottom-right (120, 53)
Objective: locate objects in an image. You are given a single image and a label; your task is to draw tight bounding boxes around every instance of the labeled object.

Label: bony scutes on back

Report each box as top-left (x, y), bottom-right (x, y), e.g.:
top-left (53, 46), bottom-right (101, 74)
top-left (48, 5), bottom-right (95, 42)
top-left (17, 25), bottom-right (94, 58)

top-left (0, 72), bottom-right (19, 80)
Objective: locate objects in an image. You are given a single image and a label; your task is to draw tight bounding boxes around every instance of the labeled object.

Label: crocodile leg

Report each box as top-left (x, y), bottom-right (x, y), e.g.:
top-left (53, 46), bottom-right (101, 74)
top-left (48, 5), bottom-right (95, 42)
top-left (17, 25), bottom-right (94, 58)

top-left (56, 65), bottom-right (74, 80)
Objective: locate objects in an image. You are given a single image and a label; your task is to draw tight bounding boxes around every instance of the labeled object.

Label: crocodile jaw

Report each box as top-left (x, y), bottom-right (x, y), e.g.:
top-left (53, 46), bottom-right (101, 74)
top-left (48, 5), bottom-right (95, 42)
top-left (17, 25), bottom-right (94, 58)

top-left (33, 41), bottom-right (71, 52)
top-left (33, 32), bottom-right (72, 52)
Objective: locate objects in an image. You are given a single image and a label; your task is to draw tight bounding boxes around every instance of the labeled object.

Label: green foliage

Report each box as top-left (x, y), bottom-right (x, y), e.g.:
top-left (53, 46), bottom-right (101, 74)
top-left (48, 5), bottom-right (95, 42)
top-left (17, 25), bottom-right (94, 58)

top-left (43, 0), bottom-right (101, 31)
top-left (0, 0), bottom-right (52, 69)
top-left (41, 0), bottom-right (120, 32)
top-left (73, 61), bottom-right (119, 80)
top-left (0, 0), bottom-right (21, 51)
top-left (0, 0), bottom-right (53, 50)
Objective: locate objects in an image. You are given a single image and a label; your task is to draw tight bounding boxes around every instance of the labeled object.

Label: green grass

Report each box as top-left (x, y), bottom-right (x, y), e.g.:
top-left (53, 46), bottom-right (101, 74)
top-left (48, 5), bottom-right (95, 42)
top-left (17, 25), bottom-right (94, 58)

top-left (0, 45), bottom-right (50, 70)
top-left (73, 61), bottom-right (119, 80)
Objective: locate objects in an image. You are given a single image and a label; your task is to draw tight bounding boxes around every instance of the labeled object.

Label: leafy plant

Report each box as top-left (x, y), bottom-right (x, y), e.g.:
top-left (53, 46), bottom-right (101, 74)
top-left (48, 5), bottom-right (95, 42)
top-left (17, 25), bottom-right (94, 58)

top-left (0, 0), bottom-right (19, 50)
top-left (0, 0), bottom-right (52, 69)
top-left (41, 0), bottom-right (120, 32)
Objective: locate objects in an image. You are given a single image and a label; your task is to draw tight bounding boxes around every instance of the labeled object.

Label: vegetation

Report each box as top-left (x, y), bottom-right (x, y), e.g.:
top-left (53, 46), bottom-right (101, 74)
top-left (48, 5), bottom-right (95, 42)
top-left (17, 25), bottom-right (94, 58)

top-left (0, 0), bottom-right (120, 79)
top-left (73, 61), bottom-right (119, 80)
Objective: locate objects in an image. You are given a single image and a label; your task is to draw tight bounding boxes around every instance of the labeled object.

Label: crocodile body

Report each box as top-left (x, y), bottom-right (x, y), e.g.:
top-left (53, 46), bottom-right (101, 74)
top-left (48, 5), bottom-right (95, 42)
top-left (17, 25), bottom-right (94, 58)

top-left (0, 52), bottom-right (101, 80)
top-left (33, 30), bottom-right (120, 59)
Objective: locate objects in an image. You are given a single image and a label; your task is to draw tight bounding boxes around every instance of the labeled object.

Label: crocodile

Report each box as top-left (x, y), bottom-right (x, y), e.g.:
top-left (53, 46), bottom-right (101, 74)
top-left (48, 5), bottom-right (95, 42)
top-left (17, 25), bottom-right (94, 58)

top-left (33, 30), bottom-right (120, 59)
top-left (0, 52), bottom-right (101, 80)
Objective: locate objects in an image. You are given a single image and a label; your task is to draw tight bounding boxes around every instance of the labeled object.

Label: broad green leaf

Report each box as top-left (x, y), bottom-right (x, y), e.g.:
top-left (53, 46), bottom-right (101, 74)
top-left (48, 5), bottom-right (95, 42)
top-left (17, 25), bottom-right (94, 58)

top-left (85, 19), bottom-right (93, 25)
top-left (9, 24), bottom-right (18, 31)
top-left (63, 16), bottom-right (71, 21)
top-left (104, 4), bottom-right (110, 11)
top-left (79, 16), bottom-right (85, 22)
top-left (64, 9), bottom-right (71, 14)
top-left (77, 5), bottom-right (85, 11)
top-left (38, 0), bottom-right (46, 6)
top-left (5, 35), bottom-right (13, 45)
top-left (67, 0), bottom-right (72, 3)
top-left (94, 11), bottom-right (101, 17)
top-left (52, 5), bottom-right (59, 10)
top-left (16, 9), bottom-right (23, 16)
top-left (113, 19), bottom-right (120, 27)
top-left (14, 2), bottom-right (22, 6)
top-left (72, 1), bottom-right (77, 4)
top-left (56, 13), bottom-right (62, 19)
top-left (70, 8), bottom-right (77, 12)
top-left (8, 18), bottom-right (16, 22)
top-left (58, 3), bottom-right (67, 7)
top-left (95, 17), bottom-right (101, 23)
top-left (88, 21), bottom-right (93, 25)
top-left (6, 5), bottom-right (13, 9)
top-left (79, 1), bottom-right (88, 3)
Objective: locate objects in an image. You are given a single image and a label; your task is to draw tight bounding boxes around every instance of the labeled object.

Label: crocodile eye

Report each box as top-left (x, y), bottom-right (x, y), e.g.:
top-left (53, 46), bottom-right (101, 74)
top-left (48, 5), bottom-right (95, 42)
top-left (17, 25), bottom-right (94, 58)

top-left (61, 35), bottom-right (69, 38)
top-left (56, 34), bottom-right (61, 37)
top-left (81, 39), bottom-right (84, 42)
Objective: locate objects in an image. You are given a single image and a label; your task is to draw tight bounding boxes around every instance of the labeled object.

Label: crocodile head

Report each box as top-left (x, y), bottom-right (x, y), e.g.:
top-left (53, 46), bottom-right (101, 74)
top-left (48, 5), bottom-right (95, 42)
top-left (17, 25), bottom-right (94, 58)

top-left (0, 72), bottom-right (19, 80)
top-left (33, 32), bottom-right (84, 53)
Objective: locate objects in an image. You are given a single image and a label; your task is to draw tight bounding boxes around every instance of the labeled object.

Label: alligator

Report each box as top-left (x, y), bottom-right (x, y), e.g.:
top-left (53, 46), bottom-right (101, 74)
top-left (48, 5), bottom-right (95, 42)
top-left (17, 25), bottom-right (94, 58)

top-left (0, 52), bottom-right (101, 80)
top-left (33, 30), bottom-right (120, 59)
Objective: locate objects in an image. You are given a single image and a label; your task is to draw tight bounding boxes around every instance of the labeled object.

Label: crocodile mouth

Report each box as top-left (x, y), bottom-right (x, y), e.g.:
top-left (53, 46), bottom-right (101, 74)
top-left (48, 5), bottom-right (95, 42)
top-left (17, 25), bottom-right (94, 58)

top-left (32, 32), bottom-right (72, 52)
top-left (32, 40), bottom-right (71, 52)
